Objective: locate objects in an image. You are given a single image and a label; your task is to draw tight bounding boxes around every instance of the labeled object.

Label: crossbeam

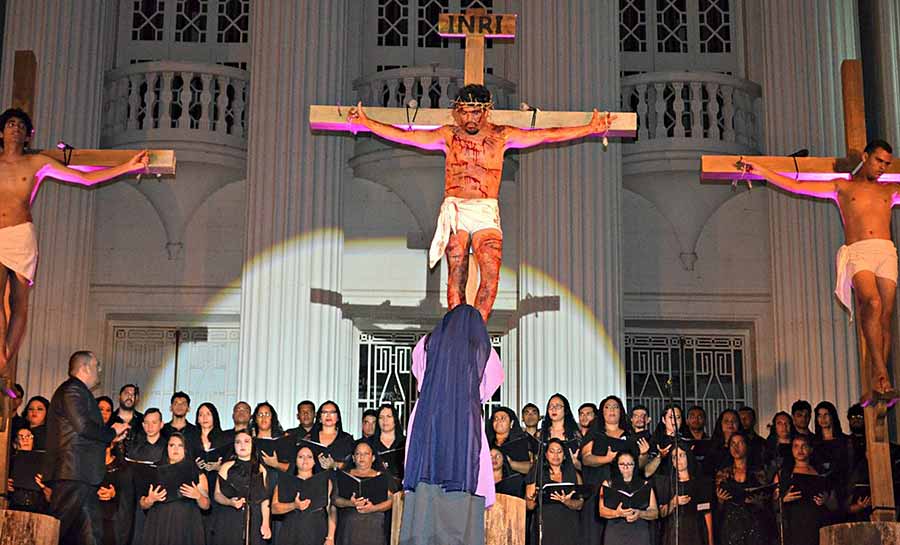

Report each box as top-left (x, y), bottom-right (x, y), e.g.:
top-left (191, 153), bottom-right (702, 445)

top-left (310, 105), bottom-right (637, 136)
top-left (35, 149), bottom-right (176, 175)
top-left (699, 155), bottom-right (900, 181)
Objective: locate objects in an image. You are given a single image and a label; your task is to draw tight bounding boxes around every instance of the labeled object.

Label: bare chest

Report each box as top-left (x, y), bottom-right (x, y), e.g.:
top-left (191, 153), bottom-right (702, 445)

top-left (447, 130), bottom-right (505, 170)
top-left (838, 184), bottom-right (894, 218)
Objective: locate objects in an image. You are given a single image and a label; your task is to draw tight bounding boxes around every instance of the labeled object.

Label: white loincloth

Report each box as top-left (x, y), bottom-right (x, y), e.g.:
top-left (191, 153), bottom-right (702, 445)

top-left (835, 238), bottom-right (898, 319)
top-left (428, 197), bottom-right (502, 269)
top-left (0, 222), bottom-right (37, 286)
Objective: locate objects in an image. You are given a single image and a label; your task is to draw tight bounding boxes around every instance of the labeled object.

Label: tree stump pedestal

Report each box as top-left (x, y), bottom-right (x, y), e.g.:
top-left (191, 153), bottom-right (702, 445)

top-left (0, 509), bottom-right (59, 545)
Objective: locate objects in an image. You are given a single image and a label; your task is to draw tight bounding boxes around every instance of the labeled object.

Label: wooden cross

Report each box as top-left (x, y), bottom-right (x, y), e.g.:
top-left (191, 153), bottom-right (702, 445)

top-left (309, 10), bottom-right (636, 303)
top-left (0, 50), bottom-right (177, 508)
top-left (701, 59), bottom-right (898, 521)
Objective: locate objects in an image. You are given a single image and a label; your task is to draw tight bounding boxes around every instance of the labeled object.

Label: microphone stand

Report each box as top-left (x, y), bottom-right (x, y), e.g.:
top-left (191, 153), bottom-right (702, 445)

top-left (663, 378), bottom-right (680, 545)
top-left (535, 429), bottom-right (546, 545)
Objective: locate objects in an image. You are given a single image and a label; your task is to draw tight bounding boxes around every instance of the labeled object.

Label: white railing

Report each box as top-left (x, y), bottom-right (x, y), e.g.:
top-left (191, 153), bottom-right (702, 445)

top-left (102, 61), bottom-right (249, 150)
top-left (353, 66), bottom-right (516, 110)
top-left (621, 71), bottom-right (763, 151)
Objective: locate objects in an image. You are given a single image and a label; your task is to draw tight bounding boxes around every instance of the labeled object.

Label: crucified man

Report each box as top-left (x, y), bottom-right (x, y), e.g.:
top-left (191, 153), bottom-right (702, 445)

top-left (740, 140), bottom-right (898, 398)
top-left (0, 108), bottom-right (149, 370)
top-left (347, 84), bottom-right (614, 322)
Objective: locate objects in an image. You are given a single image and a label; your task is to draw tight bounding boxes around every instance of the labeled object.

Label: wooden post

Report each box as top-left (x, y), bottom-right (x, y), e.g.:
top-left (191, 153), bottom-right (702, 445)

top-left (390, 491), bottom-right (526, 545)
top-left (0, 510), bottom-right (59, 545)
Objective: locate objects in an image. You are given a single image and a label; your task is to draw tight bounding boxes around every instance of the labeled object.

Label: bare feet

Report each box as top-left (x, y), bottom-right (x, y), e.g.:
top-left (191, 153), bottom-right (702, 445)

top-left (873, 366), bottom-right (894, 395)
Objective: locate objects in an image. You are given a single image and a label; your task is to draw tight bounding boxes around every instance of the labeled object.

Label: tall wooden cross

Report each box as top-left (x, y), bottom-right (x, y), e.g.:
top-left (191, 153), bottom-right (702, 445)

top-left (701, 59), bottom-right (899, 521)
top-left (309, 9), bottom-right (636, 303)
top-left (0, 50), bottom-right (177, 508)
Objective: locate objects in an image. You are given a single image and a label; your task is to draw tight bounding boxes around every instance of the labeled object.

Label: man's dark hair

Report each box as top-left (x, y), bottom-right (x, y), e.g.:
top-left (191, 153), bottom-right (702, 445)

top-left (578, 402), bottom-right (598, 414)
top-left (0, 108), bottom-right (33, 147)
top-left (454, 84), bottom-right (492, 106)
top-left (119, 383), bottom-right (140, 396)
top-left (144, 407), bottom-right (162, 420)
top-left (738, 405), bottom-right (756, 419)
top-left (791, 399), bottom-right (812, 415)
top-left (630, 404), bottom-right (649, 416)
top-left (170, 391), bottom-right (191, 405)
top-left (362, 409), bottom-right (378, 419)
top-left (847, 402), bottom-right (864, 419)
top-left (13, 383), bottom-right (24, 397)
top-left (68, 350), bottom-right (96, 375)
top-left (521, 402), bottom-right (540, 413)
top-left (865, 139), bottom-right (893, 155)
top-left (297, 400), bottom-right (315, 411)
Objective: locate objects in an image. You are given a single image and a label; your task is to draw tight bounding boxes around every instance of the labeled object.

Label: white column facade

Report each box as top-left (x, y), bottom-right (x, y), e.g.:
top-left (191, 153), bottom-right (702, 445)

top-left (515, 0), bottom-right (625, 408)
top-left (758, 1), bottom-right (861, 413)
top-left (0, 0), bottom-right (115, 396)
top-left (238, 2), bottom-right (354, 416)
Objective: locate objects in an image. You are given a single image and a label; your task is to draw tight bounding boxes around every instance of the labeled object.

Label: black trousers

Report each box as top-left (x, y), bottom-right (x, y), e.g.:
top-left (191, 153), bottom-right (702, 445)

top-left (50, 480), bottom-right (104, 545)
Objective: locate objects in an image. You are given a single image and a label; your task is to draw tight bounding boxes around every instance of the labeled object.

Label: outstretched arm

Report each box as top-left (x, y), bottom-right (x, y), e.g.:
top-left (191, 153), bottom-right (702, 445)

top-left (739, 158), bottom-right (839, 200)
top-left (504, 109), bottom-right (614, 149)
top-left (347, 102), bottom-right (448, 152)
top-left (36, 151), bottom-right (149, 186)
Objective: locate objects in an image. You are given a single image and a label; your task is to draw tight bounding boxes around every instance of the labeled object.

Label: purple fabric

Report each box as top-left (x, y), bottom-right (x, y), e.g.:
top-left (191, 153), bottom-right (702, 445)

top-left (403, 305), bottom-right (504, 507)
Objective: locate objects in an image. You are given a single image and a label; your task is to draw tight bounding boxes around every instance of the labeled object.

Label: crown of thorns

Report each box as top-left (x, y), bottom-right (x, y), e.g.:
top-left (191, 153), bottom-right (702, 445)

top-left (451, 97), bottom-right (494, 110)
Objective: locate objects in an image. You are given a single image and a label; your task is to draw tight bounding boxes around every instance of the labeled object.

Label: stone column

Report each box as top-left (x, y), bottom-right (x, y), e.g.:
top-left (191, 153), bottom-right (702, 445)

top-left (0, 1), bottom-right (115, 396)
top-left (238, 1), bottom-right (354, 416)
top-left (758, 0), bottom-right (861, 413)
top-left (515, 1), bottom-right (624, 407)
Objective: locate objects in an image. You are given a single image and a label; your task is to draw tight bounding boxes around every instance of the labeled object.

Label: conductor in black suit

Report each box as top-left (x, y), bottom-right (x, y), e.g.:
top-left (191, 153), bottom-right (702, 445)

top-left (44, 351), bottom-right (129, 545)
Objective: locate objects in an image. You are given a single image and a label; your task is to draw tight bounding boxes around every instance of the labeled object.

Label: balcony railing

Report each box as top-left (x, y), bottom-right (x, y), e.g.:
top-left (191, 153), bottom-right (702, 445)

top-left (621, 71), bottom-right (763, 153)
top-left (102, 61), bottom-right (249, 153)
top-left (353, 66), bottom-right (516, 110)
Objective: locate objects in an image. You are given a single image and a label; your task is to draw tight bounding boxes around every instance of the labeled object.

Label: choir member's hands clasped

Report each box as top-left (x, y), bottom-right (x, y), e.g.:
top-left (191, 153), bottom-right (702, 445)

top-left (657, 444), bottom-right (673, 458)
top-left (669, 494), bottom-right (691, 512)
top-left (813, 492), bottom-right (828, 506)
top-left (98, 484), bottom-right (117, 501)
top-left (294, 492), bottom-right (312, 511)
top-left (350, 492), bottom-right (375, 513)
top-left (614, 502), bottom-right (637, 522)
top-left (230, 496), bottom-right (247, 510)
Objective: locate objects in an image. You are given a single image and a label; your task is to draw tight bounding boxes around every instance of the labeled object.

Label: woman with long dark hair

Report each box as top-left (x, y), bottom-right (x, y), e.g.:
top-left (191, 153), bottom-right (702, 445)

top-left (99, 441), bottom-right (134, 545)
top-left (705, 409), bottom-right (744, 476)
top-left (23, 395), bottom-right (49, 449)
top-left (539, 394), bottom-right (583, 471)
top-left (775, 434), bottom-right (836, 545)
top-left (251, 401), bottom-right (291, 472)
top-left (96, 396), bottom-right (114, 425)
top-left (369, 404), bottom-right (406, 481)
top-left (212, 429), bottom-right (272, 545)
top-left (492, 447), bottom-right (524, 498)
top-left (714, 431), bottom-right (774, 545)
top-left (812, 401), bottom-right (853, 498)
top-left (581, 396), bottom-right (649, 545)
top-left (303, 400), bottom-right (355, 471)
top-left (140, 432), bottom-right (209, 545)
top-left (487, 406), bottom-right (533, 476)
top-left (654, 445), bottom-right (713, 545)
top-left (764, 411), bottom-right (794, 480)
top-left (599, 451), bottom-right (658, 545)
top-left (333, 439), bottom-right (396, 545)
top-left (525, 437), bottom-right (584, 545)
top-left (645, 404), bottom-right (691, 478)
top-left (271, 445), bottom-right (337, 545)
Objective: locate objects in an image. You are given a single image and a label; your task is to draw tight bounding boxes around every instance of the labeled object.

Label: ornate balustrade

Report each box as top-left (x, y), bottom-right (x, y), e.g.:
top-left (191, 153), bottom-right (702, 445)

top-left (621, 71), bottom-right (763, 155)
top-left (101, 61), bottom-right (249, 159)
top-left (353, 66), bottom-right (516, 110)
